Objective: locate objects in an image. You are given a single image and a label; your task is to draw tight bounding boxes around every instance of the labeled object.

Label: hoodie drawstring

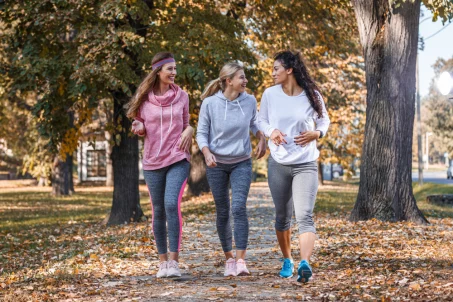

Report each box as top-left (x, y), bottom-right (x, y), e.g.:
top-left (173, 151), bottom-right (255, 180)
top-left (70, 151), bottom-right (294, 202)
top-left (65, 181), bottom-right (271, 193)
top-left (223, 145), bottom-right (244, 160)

top-left (224, 99), bottom-right (228, 120)
top-left (155, 106), bottom-right (164, 158)
top-left (155, 102), bottom-right (174, 158)
top-left (224, 98), bottom-right (245, 120)
top-left (236, 99), bottom-right (245, 116)
top-left (168, 103), bottom-right (173, 134)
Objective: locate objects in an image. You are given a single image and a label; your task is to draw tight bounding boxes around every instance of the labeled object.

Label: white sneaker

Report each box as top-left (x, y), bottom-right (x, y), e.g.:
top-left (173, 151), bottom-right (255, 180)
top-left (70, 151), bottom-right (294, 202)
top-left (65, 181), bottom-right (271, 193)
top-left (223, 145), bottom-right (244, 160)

top-left (236, 259), bottom-right (250, 276)
top-left (156, 261), bottom-right (168, 278)
top-left (167, 260), bottom-right (182, 277)
top-left (224, 258), bottom-right (237, 277)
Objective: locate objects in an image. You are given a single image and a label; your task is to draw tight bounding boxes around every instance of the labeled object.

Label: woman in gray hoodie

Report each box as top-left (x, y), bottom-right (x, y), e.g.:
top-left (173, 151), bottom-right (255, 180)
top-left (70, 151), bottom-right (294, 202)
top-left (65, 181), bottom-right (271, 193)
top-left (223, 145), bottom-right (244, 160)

top-left (196, 62), bottom-right (266, 277)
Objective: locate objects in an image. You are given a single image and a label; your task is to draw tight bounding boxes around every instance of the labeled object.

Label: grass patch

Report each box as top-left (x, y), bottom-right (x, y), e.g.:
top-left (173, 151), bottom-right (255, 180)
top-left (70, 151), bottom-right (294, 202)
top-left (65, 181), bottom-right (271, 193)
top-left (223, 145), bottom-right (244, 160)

top-left (0, 189), bottom-right (153, 233)
top-left (413, 182), bottom-right (453, 218)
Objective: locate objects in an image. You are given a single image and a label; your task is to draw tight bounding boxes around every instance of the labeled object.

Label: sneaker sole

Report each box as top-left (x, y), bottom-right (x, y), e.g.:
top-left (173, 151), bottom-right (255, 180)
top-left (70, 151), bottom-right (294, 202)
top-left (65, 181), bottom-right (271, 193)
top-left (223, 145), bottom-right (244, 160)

top-left (297, 265), bottom-right (312, 283)
top-left (167, 273), bottom-right (182, 277)
top-left (279, 273), bottom-right (293, 278)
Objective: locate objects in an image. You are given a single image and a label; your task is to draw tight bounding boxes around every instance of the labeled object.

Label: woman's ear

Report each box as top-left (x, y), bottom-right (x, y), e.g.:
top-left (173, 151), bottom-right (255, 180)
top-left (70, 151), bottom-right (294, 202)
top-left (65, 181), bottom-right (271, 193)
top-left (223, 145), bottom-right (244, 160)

top-left (286, 68), bottom-right (293, 75)
top-left (225, 77), bottom-right (232, 86)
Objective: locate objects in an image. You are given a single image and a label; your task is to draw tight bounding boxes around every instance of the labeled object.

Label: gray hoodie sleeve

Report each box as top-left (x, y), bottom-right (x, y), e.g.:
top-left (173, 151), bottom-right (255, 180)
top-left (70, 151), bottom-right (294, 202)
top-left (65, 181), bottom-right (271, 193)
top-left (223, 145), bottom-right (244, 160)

top-left (196, 99), bottom-right (210, 151)
top-left (249, 97), bottom-right (259, 136)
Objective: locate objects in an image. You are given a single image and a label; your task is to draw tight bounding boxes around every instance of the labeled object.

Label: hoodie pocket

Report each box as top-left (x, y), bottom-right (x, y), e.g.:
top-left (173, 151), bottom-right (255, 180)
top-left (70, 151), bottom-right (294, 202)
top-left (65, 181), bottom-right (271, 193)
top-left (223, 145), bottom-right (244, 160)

top-left (212, 139), bottom-right (247, 157)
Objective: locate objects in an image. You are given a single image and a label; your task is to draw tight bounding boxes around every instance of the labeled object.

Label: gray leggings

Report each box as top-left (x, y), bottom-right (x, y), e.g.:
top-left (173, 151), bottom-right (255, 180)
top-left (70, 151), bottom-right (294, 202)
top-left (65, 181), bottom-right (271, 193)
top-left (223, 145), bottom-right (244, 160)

top-left (268, 156), bottom-right (318, 234)
top-left (206, 158), bottom-right (252, 252)
top-left (143, 160), bottom-right (190, 254)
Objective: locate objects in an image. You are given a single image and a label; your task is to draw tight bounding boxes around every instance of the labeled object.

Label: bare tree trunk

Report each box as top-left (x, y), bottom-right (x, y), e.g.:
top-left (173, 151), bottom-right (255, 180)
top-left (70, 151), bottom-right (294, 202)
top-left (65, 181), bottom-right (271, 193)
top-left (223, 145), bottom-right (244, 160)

top-left (350, 0), bottom-right (428, 223)
top-left (188, 145), bottom-right (210, 196)
top-left (318, 161), bottom-right (324, 186)
top-left (107, 93), bottom-right (144, 225)
top-left (52, 155), bottom-right (71, 196)
top-left (68, 154), bottom-right (75, 193)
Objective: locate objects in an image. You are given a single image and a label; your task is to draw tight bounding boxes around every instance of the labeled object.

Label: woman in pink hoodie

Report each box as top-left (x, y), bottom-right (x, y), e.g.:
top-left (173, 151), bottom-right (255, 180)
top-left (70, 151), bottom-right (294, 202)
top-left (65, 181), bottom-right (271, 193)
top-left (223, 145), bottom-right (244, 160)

top-left (127, 52), bottom-right (193, 278)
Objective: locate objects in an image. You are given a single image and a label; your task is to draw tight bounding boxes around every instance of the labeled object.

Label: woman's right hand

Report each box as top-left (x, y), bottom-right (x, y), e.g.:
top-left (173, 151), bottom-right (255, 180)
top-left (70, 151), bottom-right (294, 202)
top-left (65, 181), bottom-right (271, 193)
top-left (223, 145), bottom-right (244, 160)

top-left (131, 120), bottom-right (145, 136)
top-left (202, 147), bottom-right (217, 167)
top-left (270, 129), bottom-right (287, 146)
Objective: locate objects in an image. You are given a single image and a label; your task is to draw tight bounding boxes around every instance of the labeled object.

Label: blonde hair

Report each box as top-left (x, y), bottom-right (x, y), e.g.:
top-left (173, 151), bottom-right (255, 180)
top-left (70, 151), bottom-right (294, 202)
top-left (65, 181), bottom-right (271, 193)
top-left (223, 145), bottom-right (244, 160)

top-left (200, 62), bottom-right (244, 100)
top-left (126, 52), bottom-right (174, 119)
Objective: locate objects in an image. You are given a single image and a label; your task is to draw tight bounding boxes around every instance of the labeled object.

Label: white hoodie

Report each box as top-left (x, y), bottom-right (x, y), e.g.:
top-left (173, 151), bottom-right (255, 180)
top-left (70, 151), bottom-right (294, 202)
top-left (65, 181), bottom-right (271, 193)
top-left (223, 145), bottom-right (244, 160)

top-left (258, 84), bottom-right (330, 165)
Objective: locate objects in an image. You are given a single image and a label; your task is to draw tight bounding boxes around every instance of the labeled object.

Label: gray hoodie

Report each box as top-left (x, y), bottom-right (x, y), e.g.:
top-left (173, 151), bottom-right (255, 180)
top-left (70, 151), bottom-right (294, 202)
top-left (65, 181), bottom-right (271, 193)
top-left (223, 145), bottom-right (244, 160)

top-left (196, 90), bottom-right (260, 164)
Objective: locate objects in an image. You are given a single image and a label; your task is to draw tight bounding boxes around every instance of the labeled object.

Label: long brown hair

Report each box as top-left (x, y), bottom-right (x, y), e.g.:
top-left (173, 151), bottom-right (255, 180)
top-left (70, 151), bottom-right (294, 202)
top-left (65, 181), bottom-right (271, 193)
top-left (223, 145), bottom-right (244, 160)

top-left (126, 52), bottom-right (174, 119)
top-left (274, 50), bottom-right (324, 118)
top-left (200, 62), bottom-right (243, 100)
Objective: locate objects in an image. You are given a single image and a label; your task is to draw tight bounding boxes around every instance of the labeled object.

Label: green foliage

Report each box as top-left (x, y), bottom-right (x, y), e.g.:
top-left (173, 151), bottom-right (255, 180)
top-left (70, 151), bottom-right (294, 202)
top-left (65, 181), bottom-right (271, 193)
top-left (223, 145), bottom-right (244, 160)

top-left (1, 0), bottom-right (259, 156)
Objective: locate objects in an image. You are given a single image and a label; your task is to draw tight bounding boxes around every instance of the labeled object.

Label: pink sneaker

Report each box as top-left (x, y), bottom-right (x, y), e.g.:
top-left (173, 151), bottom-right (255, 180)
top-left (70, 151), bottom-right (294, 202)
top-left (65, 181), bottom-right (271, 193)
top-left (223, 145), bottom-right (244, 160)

top-left (224, 258), bottom-right (237, 277)
top-left (236, 259), bottom-right (250, 276)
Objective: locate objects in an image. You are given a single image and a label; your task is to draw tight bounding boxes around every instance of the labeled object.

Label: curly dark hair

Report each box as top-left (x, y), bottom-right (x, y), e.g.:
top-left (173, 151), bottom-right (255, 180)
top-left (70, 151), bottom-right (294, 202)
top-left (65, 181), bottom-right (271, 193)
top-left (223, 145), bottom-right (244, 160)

top-left (274, 51), bottom-right (324, 118)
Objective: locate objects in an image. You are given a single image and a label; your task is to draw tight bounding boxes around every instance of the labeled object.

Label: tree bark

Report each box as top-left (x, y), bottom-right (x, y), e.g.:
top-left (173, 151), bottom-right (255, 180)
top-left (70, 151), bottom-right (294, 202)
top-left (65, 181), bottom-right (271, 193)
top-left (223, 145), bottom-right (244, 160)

top-left (350, 0), bottom-right (428, 223)
top-left (318, 161), bottom-right (324, 186)
top-left (107, 93), bottom-right (144, 225)
top-left (105, 131), bottom-right (114, 187)
top-left (52, 155), bottom-right (72, 196)
top-left (187, 145), bottom-right (210, 196)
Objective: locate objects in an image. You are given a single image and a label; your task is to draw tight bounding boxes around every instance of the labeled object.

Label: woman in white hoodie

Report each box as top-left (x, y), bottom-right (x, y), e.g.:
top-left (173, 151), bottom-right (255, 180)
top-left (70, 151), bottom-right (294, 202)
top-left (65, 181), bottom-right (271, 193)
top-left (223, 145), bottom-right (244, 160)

top-left (196, 62), bottom-right (266, 277)
top-left (258, 51), bottom-right (330, 283)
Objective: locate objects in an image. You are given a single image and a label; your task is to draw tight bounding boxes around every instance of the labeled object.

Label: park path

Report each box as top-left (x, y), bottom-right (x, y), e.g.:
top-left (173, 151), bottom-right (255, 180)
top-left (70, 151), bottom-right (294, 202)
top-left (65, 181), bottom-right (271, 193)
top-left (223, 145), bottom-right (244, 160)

top-left (84, 183), bottom-right (321, 301)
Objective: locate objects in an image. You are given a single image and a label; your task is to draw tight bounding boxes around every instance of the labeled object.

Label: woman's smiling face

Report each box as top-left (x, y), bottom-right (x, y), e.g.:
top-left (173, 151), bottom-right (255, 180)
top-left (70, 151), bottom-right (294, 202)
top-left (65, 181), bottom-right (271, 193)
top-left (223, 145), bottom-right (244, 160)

top-left (158, 62), bottom-right (177, 85)
top-left (228, 69), bottom-right (248, 93)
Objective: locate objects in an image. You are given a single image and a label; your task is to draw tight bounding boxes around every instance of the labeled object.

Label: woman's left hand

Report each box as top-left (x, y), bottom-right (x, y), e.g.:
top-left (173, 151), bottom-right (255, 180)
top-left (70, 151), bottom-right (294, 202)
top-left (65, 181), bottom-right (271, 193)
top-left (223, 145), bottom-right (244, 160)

top-left (294, 131), bottom-right (320, 147)
top-left (180, 126), bottom-right (194, 152)
top-left (254, 132), bottom-right (267, 159)
top-left (255, 137), bottom-right (266, 159)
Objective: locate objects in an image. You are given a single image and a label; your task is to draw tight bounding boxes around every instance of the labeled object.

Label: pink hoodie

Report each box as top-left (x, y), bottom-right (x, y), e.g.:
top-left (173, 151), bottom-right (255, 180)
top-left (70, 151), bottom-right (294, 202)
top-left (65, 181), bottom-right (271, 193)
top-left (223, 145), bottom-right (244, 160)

top-left (135, 84), bottom-right (191, 170)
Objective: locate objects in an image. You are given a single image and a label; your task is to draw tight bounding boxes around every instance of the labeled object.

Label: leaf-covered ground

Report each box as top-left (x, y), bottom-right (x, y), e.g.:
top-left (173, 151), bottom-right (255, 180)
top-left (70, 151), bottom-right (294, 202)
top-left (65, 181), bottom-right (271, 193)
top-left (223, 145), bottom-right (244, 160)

top-left (1, 181), bottom-right (453, 301)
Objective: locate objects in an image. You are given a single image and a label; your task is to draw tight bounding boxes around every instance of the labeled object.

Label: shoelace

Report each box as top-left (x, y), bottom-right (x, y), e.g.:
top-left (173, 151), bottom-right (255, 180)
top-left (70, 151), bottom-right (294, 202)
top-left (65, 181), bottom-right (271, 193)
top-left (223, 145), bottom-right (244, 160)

top-left (159, 262), bottom-right (167, 270)
top-left (168, 261), bottom-right (178, 269)
top-left (226, 260), bottom-right (235, 270)
top-left (283, 260), bottom-right (292, 270)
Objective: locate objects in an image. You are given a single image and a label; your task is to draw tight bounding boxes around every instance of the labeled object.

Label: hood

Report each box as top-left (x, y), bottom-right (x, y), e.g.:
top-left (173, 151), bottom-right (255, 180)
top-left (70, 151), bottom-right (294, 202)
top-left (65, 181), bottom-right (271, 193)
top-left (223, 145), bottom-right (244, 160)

top-left (148, 84), bottom-right (182, 107)
top-left (214, 90), bottom-right (250, 103)
top-left (213, 90), bottom-right (250, 120)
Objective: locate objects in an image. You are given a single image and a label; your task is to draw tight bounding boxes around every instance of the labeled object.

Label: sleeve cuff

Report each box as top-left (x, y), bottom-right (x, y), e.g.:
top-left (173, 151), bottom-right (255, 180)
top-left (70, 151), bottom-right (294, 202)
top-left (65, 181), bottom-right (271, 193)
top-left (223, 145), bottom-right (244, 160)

top-left (134, 116), bottom-right (144, 123)
top-left (265, 127), bottom-right (275, 138)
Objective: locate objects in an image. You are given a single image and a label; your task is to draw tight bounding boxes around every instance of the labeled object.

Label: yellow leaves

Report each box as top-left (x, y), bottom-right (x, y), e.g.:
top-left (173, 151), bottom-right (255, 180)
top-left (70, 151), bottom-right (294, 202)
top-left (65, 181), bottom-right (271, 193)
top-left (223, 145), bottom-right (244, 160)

top-left (89, 254), bottom-right (99, 261)
top-left (59, 127), bottom-right (81, 158)
top-left (409, 283), bottom-right (421, 291)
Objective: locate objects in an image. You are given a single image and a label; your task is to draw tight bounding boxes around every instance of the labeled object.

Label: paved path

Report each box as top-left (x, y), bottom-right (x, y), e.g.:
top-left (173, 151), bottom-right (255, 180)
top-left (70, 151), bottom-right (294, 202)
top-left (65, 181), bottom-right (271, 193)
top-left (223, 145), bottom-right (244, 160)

top-left (412, 170), bottom-right (453, 185)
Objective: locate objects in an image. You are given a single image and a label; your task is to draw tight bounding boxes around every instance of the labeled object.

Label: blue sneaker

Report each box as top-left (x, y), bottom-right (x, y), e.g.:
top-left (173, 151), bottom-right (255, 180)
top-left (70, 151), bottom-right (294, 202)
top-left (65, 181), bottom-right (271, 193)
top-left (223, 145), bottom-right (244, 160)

top-left (297, 260), bottom-right (312, 283)
top-left (279, 258), bottom-right (294, 278)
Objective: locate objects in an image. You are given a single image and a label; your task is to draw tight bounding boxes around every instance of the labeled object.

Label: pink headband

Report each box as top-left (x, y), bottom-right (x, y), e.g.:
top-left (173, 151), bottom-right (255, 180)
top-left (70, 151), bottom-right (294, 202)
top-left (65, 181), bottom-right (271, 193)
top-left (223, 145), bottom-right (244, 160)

top-left (152, 58), bottom-right (176, 70)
